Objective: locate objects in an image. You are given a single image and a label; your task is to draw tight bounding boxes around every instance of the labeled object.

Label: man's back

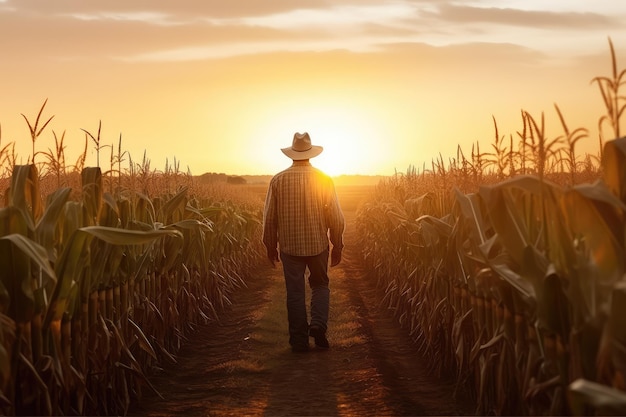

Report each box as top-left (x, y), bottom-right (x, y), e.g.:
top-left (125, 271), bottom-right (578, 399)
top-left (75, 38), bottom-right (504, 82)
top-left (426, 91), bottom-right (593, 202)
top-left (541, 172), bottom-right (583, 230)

top-left (263, 160), bottom-right (344, 257)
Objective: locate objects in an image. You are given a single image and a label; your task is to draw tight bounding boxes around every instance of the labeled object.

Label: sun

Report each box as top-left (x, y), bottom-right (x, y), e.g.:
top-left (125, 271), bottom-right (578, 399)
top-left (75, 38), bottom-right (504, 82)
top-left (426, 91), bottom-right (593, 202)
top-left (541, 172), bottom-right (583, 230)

top-left (311, 125), bottom-right (362, 177)
top-left (259, 102), bottom-right (385, 177)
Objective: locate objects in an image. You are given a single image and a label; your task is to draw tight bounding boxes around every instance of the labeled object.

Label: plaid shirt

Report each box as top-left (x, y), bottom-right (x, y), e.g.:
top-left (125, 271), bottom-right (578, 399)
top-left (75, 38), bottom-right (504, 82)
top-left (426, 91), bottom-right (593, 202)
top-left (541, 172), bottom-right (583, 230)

top-left (263, 161), bottom-right (345, 256)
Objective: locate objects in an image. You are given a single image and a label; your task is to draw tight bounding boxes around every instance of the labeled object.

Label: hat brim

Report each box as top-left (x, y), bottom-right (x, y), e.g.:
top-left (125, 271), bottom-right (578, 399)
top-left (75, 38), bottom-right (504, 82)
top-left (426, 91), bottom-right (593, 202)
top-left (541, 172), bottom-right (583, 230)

top-left (281, 145), bottom-right (323, 160)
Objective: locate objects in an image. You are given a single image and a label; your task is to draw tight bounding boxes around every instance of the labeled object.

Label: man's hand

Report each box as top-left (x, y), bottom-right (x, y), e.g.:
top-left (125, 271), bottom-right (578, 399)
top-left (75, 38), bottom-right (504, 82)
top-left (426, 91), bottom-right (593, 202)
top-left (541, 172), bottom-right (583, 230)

top-left (267, 246), bottom-right (279, 267)
top-left (330, 247), bottom-right (342, 267)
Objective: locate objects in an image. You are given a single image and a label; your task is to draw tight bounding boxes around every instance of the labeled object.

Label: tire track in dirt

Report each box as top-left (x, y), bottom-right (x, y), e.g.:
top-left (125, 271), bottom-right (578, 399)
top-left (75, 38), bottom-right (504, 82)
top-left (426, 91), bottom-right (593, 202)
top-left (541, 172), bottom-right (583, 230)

top-left (130, 212), bottom-right (474, 416)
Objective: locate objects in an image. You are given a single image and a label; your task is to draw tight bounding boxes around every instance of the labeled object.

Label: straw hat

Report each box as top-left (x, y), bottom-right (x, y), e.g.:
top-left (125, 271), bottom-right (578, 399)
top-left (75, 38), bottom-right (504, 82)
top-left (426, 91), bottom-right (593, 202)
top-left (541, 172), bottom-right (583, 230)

top-left (281, 132), bottom-right (323, 160)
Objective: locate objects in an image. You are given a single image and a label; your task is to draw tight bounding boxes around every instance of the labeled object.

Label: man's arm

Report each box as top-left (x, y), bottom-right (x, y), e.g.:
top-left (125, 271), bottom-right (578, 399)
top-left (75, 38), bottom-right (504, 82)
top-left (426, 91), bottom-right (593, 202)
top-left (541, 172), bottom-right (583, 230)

top-left (262, 183), bottom-right (279, 267)
top-left (327, 183), bottom-right (345, 266)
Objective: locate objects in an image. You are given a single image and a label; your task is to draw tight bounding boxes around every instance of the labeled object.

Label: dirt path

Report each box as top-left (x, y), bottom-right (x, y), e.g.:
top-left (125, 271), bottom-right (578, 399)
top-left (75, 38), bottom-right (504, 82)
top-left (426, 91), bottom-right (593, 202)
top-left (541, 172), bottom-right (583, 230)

top-left (130, 213), bottom-right (475, 416)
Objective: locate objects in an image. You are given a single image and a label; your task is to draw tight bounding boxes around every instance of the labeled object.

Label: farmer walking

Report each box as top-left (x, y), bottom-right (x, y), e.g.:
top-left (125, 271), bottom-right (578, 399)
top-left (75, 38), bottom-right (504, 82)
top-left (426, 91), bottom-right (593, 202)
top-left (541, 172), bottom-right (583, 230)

top-left (262, 132), bottom-right (345, 353)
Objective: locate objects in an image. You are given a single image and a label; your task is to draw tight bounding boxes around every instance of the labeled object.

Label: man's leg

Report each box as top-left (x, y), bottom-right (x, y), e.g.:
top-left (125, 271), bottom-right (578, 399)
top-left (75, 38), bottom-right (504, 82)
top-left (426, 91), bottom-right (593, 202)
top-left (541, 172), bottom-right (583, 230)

top-left (307, 248), bottom-right (330, 348)
top-left (280, 252), bottom-right (309, 351)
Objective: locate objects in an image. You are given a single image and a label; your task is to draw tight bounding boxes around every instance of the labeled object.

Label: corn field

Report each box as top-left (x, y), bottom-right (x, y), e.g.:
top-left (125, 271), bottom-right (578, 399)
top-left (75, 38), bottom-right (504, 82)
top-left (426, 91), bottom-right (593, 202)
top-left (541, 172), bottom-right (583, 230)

top-left (355, 39), bottom-right (626, 415)
top-left (0, 162), bottom-right (263, 415)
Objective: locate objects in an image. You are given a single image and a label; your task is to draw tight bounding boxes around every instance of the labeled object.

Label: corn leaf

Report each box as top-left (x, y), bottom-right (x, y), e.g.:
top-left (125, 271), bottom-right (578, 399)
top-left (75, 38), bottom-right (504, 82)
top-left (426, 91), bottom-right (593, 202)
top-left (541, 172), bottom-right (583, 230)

top-left (133, 192), bottom-right (156, 225)
top-left (99, 192), bottom-right (120, 227)
top-left (0, 234), bottom-right (55, 279)
top-left (479, 175), bottom-right (561, 267)
top-left (80, 225), bottom-right (183, 245)
top-left (602, 136), bottom-right (626, 204)
top-left (9, 164), bottom-right (42, 229)
top-left (569, 378), bottom-right (626, 415)
top-left (0, 235), bottom-right (55, 322)
top-left (158, 187), bottom-right (188, 223)
top-left (540, 268), bottom-right (570, 340)
top-left (454, 189), bottom-right (488, 245)
top-left (127, 318), bottom-right (158, 360)
top-left (416, 214), bottom-right (452, 239)
top-left (44, 229), bottom-right (93, 326)
top-left (0, 206), bottom-right (29, 238)
top-left (609, 282), bottom-right (626, 372)
top-left (487, 260), bottom-right (536, 305)
top-left (0, 341), bottom-right (10, 390)
top-left (561, 182), bottom-right (625, 318)
top-left (35, 187), bottom-right (72, 259)
top-left (62, 201), bottom-right (83, 243)
top-left (81, 167), bottom-right (102, 226)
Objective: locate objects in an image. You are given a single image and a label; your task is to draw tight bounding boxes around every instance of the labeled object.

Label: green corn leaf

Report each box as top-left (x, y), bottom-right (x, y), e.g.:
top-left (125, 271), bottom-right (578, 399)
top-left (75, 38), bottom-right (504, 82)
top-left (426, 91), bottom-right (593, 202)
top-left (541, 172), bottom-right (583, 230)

top-left (194, 206), bottom-right (224, 222)
top-left (0, 280), bottom-right (9, 312)
top-left (479, 175), bottom-right (561, 267)
top-left (35, 187), bottom-right (72, 259)
top-left (19, 352), bottom-right (52, 413)
top-left (609, 282), bottom-right (626, 373)
top-left (127, 318), bottom-right (158, 360)
top-left (165, 219), bottom-right (212, 273)
top-left (62, 201), bottom-right (83, 243)
top-left (569, 378), bottom-right (626, 415)
top-left (44, 225), bottom-right (182, 327)
top-left (602, 136), bottom-right (626, 204)
top-left (44, 229), bottom-right (93, 326)
top-left (487, 260), bottom-right (536, 305)
top-left (540, 267), bottom-right (571, 340)
top-left (564, 181), bottom-right (625, 246)
top-left (133, 192), bottom-right (156, 225)
top-left (99, 192), bottom-right (120, 227)
top-left (0, 206), bottom-right (29, 239)
top-left (166, 218), bottom-right (212, 232)
top-left (0, 234), bottom-right (55, 279)
top-left (454, 189), bottom-right (488, 245)
top-left (81, 167), bottom-right (102, 226)
top-left (88, 242), bottom-right (120, 288)
top-left (561, 182), bottom-right (626, 318)
top-left (158, 187), bottom-right (188, 222)
top-left (80, 225), bottom-right (183, 245)
top-left (156, 233), bottom-right (184, 273)
top-left (0, 234), bottom-right (56, 321)
top-left (0, 339), bottom-right (10, 390)
top-left (9, 164), bottom-right (42, 229)
top-left (416, 214), bottom-right (452, 240)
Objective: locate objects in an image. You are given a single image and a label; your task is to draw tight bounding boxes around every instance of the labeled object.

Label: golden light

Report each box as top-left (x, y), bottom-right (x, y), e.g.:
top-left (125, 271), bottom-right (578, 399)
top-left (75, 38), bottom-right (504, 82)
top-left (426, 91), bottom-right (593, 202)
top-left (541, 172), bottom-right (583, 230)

top-left (309, 124), bottom-right (362, 177)
top-left (256, 99), bottom-right (387, 177)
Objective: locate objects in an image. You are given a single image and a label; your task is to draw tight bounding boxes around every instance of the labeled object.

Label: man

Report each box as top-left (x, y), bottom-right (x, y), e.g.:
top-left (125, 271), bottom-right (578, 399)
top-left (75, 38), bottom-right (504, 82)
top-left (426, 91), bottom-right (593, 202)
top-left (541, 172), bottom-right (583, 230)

top-left (263, 132), bottom-right (345, 353)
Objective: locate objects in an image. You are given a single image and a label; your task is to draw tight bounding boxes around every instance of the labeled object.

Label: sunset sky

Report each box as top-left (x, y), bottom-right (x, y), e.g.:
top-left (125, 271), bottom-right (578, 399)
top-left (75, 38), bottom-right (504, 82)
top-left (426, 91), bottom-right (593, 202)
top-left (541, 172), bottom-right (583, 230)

top-left (1, 1), bottom-right (625, 176)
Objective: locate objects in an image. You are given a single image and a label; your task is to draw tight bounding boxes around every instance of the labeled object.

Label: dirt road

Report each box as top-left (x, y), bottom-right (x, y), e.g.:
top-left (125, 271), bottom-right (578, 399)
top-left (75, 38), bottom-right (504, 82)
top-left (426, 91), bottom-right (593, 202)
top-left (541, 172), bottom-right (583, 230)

top-left (130, 212), bottom-right (474, 416)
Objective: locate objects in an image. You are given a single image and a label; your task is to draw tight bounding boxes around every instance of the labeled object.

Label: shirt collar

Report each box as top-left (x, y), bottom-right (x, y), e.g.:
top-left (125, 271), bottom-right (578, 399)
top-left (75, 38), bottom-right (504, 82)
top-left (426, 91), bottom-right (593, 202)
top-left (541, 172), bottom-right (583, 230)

top-left (291, 160), bottom-right (312, 167)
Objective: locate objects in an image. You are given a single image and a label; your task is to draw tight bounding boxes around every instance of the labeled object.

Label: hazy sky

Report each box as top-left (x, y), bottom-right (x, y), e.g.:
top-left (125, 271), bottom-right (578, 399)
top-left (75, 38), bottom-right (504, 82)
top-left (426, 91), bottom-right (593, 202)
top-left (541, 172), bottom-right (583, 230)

top-left (1, 1), bottom-right (625, 176)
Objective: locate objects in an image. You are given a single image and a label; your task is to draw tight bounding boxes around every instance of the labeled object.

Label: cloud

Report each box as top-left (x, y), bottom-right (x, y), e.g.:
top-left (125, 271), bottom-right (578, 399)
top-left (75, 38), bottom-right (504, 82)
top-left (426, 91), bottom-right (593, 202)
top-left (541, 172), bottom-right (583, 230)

top-left (1, 0), bottom-right (424, 62)
top-left (2, 0), bottom-right (373, 19)
top-left (1, 0), bottom-right (624, 64)
top-left (433, 4), bottom-right (616, 29)
top-left (1, 6), bottom-right (305, 60)
top-left (65, 11), bottom-right (175, 26)
top-left (231, 3), bottom-right (417, 30)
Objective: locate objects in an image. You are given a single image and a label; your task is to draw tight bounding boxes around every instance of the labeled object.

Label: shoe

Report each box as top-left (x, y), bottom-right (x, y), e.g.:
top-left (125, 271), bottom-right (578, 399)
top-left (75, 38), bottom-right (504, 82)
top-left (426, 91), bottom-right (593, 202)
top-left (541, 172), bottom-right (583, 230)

top-left (309, 325), bottom-right (330, 349)
top-left (291, 344), bottom-right (309, 353)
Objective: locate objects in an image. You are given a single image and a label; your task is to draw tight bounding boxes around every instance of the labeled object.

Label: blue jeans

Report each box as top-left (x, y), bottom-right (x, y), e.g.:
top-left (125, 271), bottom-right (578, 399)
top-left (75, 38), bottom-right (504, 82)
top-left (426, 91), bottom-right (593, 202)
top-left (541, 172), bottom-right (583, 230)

top-left (280, 248), bottom-right (330, 347)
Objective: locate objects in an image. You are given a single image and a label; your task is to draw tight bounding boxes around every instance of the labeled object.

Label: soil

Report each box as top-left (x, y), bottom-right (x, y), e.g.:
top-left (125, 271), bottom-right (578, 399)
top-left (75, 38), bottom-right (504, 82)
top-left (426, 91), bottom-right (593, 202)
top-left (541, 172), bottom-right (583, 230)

top-left (129, 211), bottom-right (476, 416)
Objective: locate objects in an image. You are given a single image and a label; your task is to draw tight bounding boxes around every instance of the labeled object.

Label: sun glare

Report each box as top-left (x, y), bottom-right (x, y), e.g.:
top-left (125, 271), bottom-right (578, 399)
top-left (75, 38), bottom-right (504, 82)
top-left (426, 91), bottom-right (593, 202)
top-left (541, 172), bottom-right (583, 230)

top-left (313, 125), bottom-right (362, 177)
top-left (257, 100), bottom-right (385, 177)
